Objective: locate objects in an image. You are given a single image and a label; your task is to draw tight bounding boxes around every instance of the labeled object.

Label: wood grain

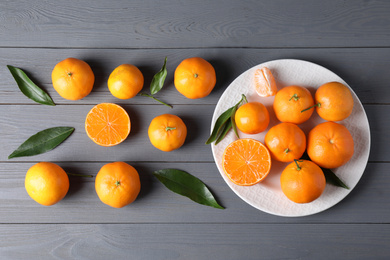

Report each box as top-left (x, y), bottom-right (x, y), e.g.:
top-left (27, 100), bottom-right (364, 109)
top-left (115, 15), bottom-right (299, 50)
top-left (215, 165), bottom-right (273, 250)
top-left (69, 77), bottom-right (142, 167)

top-left (1, 48), bottom-right (390, 105)
top-left (0, 162), bottom-right (387, 224)
top-left (1, 0), bottom-right (390, 48)
top-left (0, 223), bottom-right (389, 260)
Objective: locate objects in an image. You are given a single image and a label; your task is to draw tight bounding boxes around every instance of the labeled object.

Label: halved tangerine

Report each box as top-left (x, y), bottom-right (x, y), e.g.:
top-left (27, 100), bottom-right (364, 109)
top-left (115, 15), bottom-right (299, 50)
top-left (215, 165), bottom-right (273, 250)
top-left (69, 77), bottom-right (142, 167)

top-left (85, 103), bottom-right (130, 147)
top-left (222, 138), bottom-right (271, 186)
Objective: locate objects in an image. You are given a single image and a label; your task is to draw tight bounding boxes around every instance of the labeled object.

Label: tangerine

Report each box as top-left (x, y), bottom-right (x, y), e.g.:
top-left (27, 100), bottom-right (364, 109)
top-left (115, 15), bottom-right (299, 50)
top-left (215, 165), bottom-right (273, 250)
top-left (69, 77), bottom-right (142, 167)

top-left (52, 57), bottom-right (95, 100)
top-left (85, 103), bottom-right (131, 147)
top-left (280, 160), bottom-right (325, 204)
top-left (148, 114), bottom-right (187, 152)
top-left (174, 57), bottom-right (216, 99)
top-left (273, 85), bottom-right (314, 124)
top-left (222, 139), bottom-right (271, 186)
top-left (25, 162), bottom-right (69, 206)
top-left (264, 122), bottom-right (306, 162)
top-left (307, 121), bottom-right (354, 169)
top-left (108, 64), bottom-right (144, 99)
top-left (234, 102), bottom-right (270, 134)
top-left (95, 162), bottom-right (141, 208)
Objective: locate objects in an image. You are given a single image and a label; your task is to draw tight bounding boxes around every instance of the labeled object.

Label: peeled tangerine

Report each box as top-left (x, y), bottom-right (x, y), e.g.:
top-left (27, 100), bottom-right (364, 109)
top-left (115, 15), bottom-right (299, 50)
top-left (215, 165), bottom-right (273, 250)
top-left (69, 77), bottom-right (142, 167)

top-left (254, 67), bottom-right (278, 97)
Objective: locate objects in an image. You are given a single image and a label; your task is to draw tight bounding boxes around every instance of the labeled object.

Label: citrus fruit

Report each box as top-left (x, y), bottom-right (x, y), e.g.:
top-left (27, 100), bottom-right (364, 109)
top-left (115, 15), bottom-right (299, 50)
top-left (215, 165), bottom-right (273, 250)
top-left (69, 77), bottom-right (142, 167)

top-left (280, 160), bottom-right (326, 204)
top-left (85, 103), bottom-right (130, 147)
top-left (52, 57), bottom-right (95, 100)
top-left (95, 162), bottom-right (141, 208)
top-left (108, 64), bottom-right (144, 99)
top-left (148, 114), bottom-right (187, 152)
top-left (222, 139), bottom-right (271, 186)
top-left (234, 102), bottom-right (270, 134)
top-left (307, 121), bottom-right (354, 169)
top-left (264, 122), bottom-right (306, 162)
top-left (174, 57), bottom-right (216, 99)
top-left (313, 82), bottom-right (354, 121)
top-left (273, 85), bottom-right (314, 124)
top-left (25, 162), bottom-right (69, 206)
top-left (254, 67), bottom-right (278, 97)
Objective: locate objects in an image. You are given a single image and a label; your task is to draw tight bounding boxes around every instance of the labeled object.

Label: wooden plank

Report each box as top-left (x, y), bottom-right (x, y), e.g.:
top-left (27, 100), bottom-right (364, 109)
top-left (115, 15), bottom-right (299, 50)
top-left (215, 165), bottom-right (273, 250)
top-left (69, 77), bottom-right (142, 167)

top-left (0, 162), bottom-right (387, 224)
top-left (0, 104), bottom-right (386, 162)
top-left (0, 223), bottom-right (389, 259)
top-left (1, 48), bottom-right (390, 105)
top-left (1, 1), bottom-right (390, 48)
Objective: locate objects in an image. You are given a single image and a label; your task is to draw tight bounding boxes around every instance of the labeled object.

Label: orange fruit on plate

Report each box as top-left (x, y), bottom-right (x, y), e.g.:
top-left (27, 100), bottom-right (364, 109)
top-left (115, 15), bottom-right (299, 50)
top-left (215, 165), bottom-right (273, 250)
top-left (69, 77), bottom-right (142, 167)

top-left (234, 102), bottom-right (270, 134)
top-left (108, 64), bottom-right (144, 99)
top-left (254, 67), bottom-right (278, 97)
top-left (85, 103), bottom-right (130, 147)
top-left (148, 114), bottom-right (187, 152)
top-left (52, 57), bottom-right (95, 100)
top-left (307, 121), bottom-right (354, 169)
top-left (222, 139), bottom-right (271, 186)
top-left (273, 85), bottom-right (314, 124)
top-left (25, 162), bottom-right (69, 206)
top-left (174, 57), bottom-right (216, 99)
top-left (95, 162), bottom-right (141, 208)
top-left (313, 82), bottom-right (354, 121)
top-left (264, 122), bottom-right (306, 162)
top-left (280, 159), bottom-right (326, 204)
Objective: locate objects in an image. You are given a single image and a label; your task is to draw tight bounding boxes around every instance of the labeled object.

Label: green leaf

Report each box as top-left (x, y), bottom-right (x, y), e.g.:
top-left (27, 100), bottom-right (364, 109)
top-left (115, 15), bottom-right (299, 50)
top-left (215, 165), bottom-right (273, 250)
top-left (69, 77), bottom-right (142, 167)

top-left (300, 152), bottom-right (349, 189)
top-left (322, 168), bottom-right (350, 190)
top-left (215, 119), bottom-right (232, 145)
top-left (206, 94), bottom-right (246, 145)
top-left (8, 127), bottom-right (74, 159)
top-left (206, 106), bottom-right (236, 144)
top-left (150, 57), bottom-right (168, 95)
top-left (7, 65), bottom-right (55, 106)
top-left (153, 169), bottom-right (224, 209)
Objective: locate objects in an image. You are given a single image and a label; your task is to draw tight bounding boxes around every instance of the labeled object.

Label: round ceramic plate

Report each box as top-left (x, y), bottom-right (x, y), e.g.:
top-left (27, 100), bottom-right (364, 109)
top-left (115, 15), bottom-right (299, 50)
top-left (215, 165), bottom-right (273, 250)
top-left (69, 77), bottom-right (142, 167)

top-left (211, 59), bottom-right (370, 217)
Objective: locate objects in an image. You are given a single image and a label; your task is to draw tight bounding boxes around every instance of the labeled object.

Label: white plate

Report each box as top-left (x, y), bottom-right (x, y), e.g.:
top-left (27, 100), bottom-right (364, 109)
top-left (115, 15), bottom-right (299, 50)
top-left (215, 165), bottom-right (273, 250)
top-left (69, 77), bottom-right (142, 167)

top-left (211, 59), bottom-right (370, 217)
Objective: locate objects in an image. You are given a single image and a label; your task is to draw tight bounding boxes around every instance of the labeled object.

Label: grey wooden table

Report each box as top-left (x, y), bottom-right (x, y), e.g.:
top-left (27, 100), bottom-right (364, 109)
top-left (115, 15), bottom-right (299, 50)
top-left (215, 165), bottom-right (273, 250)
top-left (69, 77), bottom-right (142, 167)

top-left (1, 1), bottom-right (389, 259)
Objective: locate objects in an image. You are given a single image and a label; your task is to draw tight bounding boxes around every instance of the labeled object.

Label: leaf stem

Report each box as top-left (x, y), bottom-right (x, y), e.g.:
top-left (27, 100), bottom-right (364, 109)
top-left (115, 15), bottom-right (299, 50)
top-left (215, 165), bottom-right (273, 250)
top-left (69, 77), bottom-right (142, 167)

top-left (140, 93), bottom-right (173, 108)
top-left (301, 103), bottom-right (321, 113)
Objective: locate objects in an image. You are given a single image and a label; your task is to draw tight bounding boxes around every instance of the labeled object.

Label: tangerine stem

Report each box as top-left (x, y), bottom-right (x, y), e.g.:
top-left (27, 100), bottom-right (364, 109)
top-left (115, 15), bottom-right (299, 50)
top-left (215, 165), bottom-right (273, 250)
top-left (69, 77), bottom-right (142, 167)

top-left (284, 148), bottom-right (290, 154)
top-left (289, 94), bottom-right (299, 101)
top-left (115, 180), bottom-right (121, 187)
top-left (301, 103), bottom-right (321, 113)
top-left (294, 159), bottom-right (303, 171)
top-left (166, 126), bottom-right (176, 131)
top-left (139, 93), bottom-right (173, 108)
top-left (242, 94), bottom-right (248, 104)
top-left (66, 172), bottom-right (93, 178)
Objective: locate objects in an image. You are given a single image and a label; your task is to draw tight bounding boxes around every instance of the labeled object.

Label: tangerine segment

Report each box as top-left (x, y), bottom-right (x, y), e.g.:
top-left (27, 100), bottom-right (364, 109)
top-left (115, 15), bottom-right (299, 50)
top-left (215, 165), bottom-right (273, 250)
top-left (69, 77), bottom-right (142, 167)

top-left (222, 139), bottom-right (271, 186)
top-left (85, 103), bottom-right (130, 147)
top-left (254, 67), bottom-right (278, 97)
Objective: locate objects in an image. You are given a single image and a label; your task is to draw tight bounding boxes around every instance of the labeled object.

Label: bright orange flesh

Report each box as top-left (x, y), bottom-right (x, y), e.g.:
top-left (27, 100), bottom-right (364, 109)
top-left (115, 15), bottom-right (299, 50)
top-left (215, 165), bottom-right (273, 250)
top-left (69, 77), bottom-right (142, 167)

top-left (222, 139), bottom-right (271, 186)
top-left (254, 67), bottom-right (278, 97)
top-left (85, 103), bottom-right (130, 147)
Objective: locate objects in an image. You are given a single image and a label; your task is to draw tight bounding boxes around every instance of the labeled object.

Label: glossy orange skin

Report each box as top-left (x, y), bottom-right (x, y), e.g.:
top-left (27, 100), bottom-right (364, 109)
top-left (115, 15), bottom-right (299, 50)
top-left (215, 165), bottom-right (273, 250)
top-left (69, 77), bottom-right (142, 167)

top-left (95, 162), bottom-right (141, 208)
top-left (148, 114), bottom-right (187, 152)
top-left (52, 57), bottom-right (95, 100)
top-left (307, 121), bottom-right (354, 169)
top-left (265, 122), bottom-right (306, 162)
top-left (108, 64), bottom-right (144, 99)
top-left (235, 102), bottom-right (270, 134)
top-left (174, 57), bottom-right (216, 99)
top-left (315, 82), bottom-right (354, 121)
top-left (280, 160), bottom-right (325, 204)
top-left (273, 85), bottom-right (314, 124)
top-left (25, 162), bottom-right (69, 206)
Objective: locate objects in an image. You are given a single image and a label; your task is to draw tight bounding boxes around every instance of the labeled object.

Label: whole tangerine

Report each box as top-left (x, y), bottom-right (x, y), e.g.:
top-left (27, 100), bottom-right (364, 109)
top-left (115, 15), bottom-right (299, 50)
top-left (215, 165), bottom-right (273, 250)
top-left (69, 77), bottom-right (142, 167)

top-left (174, 57), bottom-right (216, 99)
top-left (235, 102), bottom-right (270, 134)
